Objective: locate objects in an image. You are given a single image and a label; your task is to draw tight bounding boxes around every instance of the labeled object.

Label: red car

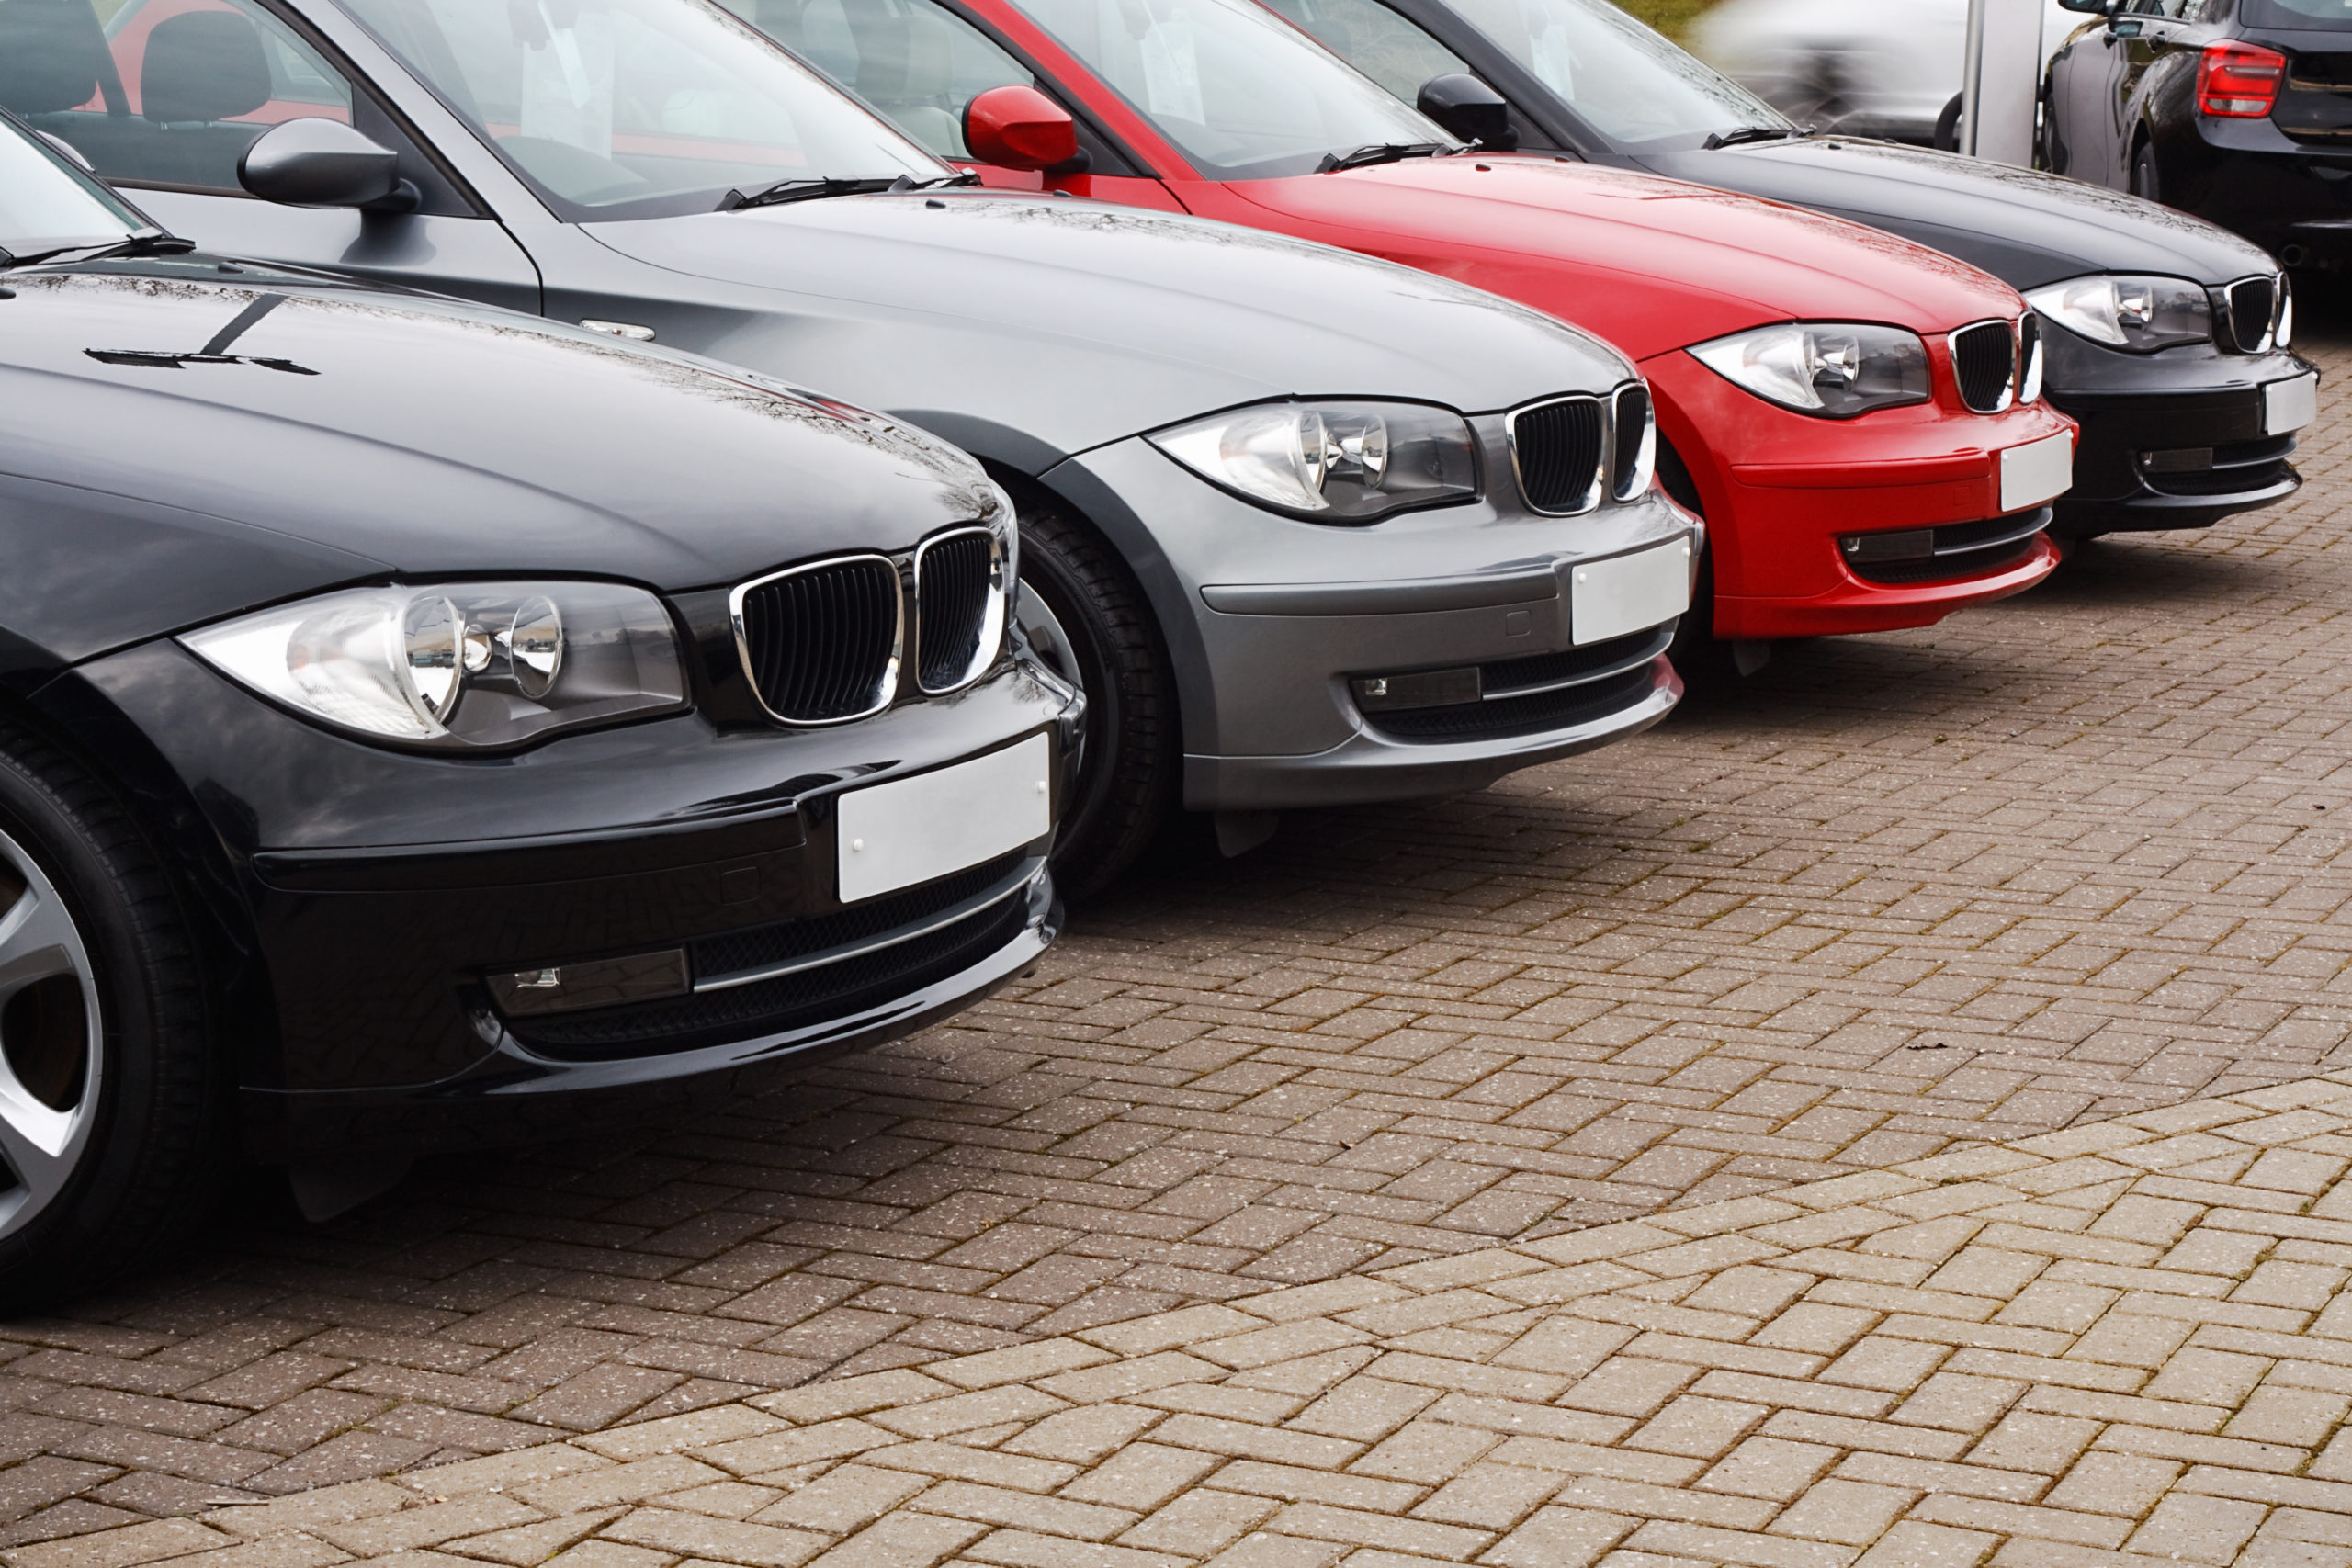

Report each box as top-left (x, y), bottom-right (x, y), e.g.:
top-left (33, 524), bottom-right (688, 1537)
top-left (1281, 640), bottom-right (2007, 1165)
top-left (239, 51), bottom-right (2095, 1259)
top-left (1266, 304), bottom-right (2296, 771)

top-left (742, 0), bottom-right (2075, 668)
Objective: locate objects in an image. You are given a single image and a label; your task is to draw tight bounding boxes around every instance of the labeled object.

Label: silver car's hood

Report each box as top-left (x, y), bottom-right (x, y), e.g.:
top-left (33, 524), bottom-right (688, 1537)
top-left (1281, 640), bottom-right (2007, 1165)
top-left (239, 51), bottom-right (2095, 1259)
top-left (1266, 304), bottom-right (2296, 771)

top-left (585, 188), bottom-right (1634, 464)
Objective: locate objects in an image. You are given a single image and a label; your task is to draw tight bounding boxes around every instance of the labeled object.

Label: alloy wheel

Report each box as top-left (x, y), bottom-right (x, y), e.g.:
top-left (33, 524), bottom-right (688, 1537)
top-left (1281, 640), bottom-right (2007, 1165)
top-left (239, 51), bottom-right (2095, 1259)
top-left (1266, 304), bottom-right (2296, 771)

top-left (0, 826), bottom-right (100, 1241)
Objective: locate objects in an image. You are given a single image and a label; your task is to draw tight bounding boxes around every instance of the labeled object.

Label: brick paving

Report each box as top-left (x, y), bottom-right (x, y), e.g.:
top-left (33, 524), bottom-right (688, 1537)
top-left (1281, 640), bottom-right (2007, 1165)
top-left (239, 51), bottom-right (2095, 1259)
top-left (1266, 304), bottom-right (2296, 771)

top-left (26, 1071), bottom-right (2352, 1568)
top-left (2, 322), bottom-right (2347, 1545)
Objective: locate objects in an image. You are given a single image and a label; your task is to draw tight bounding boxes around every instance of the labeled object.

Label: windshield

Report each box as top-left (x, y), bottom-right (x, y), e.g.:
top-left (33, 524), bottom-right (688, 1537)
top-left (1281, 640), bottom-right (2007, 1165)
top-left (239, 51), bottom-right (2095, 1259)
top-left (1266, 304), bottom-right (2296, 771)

top-left (1013, 0), bottom-right (1450, 177)
top-left (2245, 0), bottom-right (2352, 24)
top-left (1441, 0), bottom-right (1785, 149)
top-left (0, 116), bottom-right (146, 259)
top-left (334, 0), bottom-right (947, 220)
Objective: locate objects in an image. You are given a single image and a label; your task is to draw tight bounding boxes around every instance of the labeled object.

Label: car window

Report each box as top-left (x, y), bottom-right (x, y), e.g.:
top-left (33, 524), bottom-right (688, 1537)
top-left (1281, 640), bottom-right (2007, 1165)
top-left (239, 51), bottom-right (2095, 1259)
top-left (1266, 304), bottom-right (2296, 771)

top-left (0, 110), bottom-right (151, 254)
top-left (1010, 0), bottom-right (1447, 177)
top-left (2243, 0), bottom-right (2352, 21)
top-left (1435, 0), bottom-right (1781, 148)
top-left (335, 0), bottom-right (947, 220)
top-left (1258, 0), bottom-right (1468, 105)
top-left (0, 0), bottom-right (357, 193)
top-left (727, 0), bottom-right (1028, 157)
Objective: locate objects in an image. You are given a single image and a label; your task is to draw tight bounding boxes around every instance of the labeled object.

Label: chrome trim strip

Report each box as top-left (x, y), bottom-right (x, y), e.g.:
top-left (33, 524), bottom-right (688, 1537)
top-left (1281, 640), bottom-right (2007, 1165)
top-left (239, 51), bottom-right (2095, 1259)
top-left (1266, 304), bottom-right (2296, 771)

top-left (693, 860), bottom-right (1042, 993)
top-left (1506, 392), bottom-right (1607, 517)
top-left (729, 552), bottom-right (905, 728)
top-left (912, 523), bottom-right (1009, 696)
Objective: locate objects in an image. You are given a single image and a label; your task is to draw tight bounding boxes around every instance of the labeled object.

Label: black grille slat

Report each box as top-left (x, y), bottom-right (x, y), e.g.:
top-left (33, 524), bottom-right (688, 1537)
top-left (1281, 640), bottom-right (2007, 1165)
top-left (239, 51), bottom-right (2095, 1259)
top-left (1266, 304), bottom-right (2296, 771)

top-left (1611, 385), bottom-right (1651, 499)
top-left (740, 557), bottom-right (899, 723)
top-left (1951, 321), bottom-right (2016, 413)
top-left (1511, 396), bottom-right (1604, 513)
top-left (2227, 277), bottom-right (2277, 353)
top-left (917, 532), bottom-right (996, 691)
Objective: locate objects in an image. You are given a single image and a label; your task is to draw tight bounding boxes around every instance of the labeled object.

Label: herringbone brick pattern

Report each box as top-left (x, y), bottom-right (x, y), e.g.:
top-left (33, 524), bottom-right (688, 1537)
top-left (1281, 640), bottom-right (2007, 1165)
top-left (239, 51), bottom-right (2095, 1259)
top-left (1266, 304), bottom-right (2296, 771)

top-left (24, 1073), bottom-right (2352, 1568)
top-left (0, 329), bottom-right (2344, 1545)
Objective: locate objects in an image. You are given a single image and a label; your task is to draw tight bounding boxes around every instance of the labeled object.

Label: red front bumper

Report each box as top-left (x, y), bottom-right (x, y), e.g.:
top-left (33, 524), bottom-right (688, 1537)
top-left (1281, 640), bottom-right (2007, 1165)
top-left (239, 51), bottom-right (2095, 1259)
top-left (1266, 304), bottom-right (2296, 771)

top-left (1645, 351), bottom-right (2075, 642)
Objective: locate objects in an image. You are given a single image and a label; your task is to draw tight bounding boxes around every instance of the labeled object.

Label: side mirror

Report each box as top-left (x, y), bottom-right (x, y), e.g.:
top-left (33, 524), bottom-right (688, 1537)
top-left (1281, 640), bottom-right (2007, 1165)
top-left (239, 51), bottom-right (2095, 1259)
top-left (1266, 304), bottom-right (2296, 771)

top-left (963, 85), bottom-right (1088, 173)
top-left (1417, 73), bottom-right (1519, 152)
top-left (239, 118), bottom-right (418, 211)
top-left (2056, 0), bottom-right (2111, 12)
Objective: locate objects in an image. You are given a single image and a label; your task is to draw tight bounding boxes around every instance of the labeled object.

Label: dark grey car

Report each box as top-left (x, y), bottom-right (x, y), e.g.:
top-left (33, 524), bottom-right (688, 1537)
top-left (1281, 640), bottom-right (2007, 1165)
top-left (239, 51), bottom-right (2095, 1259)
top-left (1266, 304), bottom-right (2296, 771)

top-left (0, 0), bottom-right (1700, 894)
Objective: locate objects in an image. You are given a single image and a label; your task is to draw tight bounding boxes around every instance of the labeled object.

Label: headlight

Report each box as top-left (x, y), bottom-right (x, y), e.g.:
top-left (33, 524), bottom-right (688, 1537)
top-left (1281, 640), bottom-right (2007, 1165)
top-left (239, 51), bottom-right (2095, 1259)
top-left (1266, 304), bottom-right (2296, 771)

top-left (1149, 401), bottom-right (1479, 523)
top-left (184, 581), bottom-right (688, 750)
top-left (2023, 275), bottom-right (2211, 352)
top-left (1689, 323), bottom-right (1930, 418)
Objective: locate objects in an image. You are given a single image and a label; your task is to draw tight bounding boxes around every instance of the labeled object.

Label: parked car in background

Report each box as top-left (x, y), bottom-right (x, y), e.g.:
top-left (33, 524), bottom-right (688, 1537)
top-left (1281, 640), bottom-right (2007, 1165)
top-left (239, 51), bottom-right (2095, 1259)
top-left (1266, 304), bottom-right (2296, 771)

top-left (0, 0), bottom-right (1700, 895)
top-left (2044, 0), bottom-right (2352, 271)
top-left (1694, 0), bottom-right (2082, 143)
top-left (1271, 0), bottom-right (2318, 543)
top-left (757, 0), bottom-right (2078, 673)
top-left (0, 112), bottom-right (1078, 1303)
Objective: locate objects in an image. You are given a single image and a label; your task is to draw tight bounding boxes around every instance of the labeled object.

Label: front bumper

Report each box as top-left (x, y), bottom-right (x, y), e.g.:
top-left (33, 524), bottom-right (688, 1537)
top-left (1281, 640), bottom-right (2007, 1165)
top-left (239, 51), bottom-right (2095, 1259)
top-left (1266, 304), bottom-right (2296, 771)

top-left (1043, 434), bottom-right (1702, 814)
top-left (76, 639), bottom-right (1080, 1156)
top-left (1645, 352), bottom-right (2072, 641)
top-left (2041, 327), bottom-right (2315, 536)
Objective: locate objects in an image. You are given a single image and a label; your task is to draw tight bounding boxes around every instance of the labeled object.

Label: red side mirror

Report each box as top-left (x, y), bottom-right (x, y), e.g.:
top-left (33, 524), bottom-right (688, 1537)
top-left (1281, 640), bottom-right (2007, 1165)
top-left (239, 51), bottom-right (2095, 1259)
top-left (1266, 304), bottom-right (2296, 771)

top-left (963, 85), bottom-right (1080, 172)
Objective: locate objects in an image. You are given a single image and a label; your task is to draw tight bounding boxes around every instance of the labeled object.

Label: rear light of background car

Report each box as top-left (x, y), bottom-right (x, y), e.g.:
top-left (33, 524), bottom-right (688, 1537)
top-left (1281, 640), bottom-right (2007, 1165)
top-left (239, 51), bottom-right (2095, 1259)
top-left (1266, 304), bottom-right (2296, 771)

top-left (2199, 41), bottom-right (2287, 118)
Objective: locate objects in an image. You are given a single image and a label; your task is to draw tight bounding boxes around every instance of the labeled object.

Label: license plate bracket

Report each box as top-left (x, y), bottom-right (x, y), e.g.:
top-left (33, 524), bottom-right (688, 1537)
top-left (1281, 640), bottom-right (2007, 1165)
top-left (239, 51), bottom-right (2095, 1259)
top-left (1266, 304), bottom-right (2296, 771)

top-left (836, 733), bottom-right (1052, 903)
top-left (1569, 540), bottom-right (1692, 647)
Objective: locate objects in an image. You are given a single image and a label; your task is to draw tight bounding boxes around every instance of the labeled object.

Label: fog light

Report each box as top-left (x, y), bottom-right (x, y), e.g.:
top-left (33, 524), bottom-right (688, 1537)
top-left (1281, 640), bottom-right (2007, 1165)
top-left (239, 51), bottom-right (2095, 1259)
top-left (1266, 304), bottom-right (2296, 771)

top-left (1839, 529), bottom-right (1935, 564)
top-left (1351, 667), bottom-right (1482, 712)
top-left (488, 950), bottom-right (689, 1017)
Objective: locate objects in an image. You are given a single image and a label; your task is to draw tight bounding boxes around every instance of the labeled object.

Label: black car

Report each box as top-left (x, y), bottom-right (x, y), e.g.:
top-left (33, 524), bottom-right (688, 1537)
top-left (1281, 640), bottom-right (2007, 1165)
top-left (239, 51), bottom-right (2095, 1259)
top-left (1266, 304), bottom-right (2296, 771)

top-left (2045, 0), bottom-right (2352, 269)
top-left (1263, 0), bottom-right (2320, 543)
top-left (0, 116), bottom-right (1076, 1303)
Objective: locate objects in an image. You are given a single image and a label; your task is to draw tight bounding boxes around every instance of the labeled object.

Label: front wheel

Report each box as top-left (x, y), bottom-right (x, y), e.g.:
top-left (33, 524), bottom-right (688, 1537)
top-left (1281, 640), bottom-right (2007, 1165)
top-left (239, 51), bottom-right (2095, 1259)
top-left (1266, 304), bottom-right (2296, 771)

top-left (1012, 498), bottom-right (1178, 902)
top-left (0, 726), bottom-right (220, 1311)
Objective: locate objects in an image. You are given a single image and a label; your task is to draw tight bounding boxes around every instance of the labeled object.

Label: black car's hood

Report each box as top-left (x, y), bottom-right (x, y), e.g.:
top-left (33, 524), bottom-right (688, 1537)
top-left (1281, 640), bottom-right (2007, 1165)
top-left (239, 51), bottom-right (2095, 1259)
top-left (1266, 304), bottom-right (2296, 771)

top-left (1642, 139), bottom-right (2281, 290)
top-left (0, 265), bottom-right (996, 656)
top-left (583, 188), bottom-right (1636, 458)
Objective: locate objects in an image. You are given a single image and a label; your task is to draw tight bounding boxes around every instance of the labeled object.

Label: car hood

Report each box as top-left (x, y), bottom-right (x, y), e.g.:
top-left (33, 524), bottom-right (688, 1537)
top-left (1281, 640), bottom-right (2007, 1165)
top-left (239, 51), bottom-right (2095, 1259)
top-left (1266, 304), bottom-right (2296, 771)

top-left (1641, 139), bottom-right (2281, 291)
top-left (581, 188), bottom-right (1636, 459)
top-left (1222, 156), bottom-right (2025, 360)
top-left (0, 265), bottom-right (998, 654)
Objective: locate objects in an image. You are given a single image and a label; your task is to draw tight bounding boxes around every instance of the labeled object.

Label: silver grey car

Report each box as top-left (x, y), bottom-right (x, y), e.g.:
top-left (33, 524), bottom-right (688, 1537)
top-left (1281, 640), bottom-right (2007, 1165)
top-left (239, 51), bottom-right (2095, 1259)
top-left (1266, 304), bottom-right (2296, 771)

top-left (0, 0), bottom-right (1700, 892)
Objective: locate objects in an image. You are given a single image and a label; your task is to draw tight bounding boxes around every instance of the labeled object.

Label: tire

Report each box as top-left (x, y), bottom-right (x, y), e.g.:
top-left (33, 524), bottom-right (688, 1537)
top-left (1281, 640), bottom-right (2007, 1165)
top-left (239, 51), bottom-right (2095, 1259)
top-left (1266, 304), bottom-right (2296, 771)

top-left (1933, 92), bottom-right (1964, 152)
top-left (1009, 492), bottom-right (1178, 902)
top-left (2131, 140), bottom-right (2161, 204)
top-left (0, 722), bottom-right (220, 1312)
top-left (1655, 437), bottom-right (1741, 690)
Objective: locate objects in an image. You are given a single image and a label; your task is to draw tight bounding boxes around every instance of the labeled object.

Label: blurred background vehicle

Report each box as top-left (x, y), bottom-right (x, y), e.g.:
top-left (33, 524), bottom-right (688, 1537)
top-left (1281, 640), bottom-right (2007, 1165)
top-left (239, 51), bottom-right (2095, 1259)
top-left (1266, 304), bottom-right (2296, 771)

top-left (2044, 0), bottom-right (2352, 270)
top-left (1265, 0), bottom-right (2316, 545)
top-left (1692, 0), bottom-right (2083, 142)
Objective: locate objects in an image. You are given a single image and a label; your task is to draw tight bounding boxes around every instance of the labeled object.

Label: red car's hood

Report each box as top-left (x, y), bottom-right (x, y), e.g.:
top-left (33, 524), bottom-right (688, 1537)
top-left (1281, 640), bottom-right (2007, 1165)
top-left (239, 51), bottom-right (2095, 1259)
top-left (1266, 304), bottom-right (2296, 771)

top-left (1224, 158), bottom-right (2025, 360)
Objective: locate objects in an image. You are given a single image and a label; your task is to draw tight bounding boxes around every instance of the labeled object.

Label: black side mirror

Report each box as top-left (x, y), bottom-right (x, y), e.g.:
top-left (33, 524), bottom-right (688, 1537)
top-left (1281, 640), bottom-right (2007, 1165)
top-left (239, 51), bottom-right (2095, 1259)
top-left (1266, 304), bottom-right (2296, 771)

top-left (2056, 0), bottom-right (2112, 13)
top-left (1417, 73), bottom-right (1519, 152)
top-left (239, 118), bottom-right (419, 212)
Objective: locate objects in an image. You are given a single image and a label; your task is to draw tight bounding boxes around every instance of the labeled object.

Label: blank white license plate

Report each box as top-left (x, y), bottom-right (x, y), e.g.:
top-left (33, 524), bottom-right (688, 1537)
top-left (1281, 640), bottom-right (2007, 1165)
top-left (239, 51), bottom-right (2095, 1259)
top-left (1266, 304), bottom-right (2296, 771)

top-left (837, 733), bottom-right (1051, 903)
top-left (1570, 540), bottom-right (1692, 646)
top-left (2266, 373), bottom-right (2319, 436)
top-left (1999, 431), bottom-right (2075, 513)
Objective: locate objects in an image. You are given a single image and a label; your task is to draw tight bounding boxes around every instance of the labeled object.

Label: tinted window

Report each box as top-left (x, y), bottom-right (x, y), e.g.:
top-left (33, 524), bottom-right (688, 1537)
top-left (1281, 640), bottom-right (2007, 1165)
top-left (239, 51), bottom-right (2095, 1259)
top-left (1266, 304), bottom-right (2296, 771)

top-left (1438, 0), bottom-right (1781, 148)
top-left (1012, 0), bottom-right (1445, 177)
top-left (1259, 0), bottom-right (1468, 104)
top-left (0, 0), bottom-right (355, 193)
top-left (336, 0), bottom-right (945, 219)
top-left (2245, 0), bottom-right (2352, 21)
top-left (726, 0), bottom-right (1031, 157)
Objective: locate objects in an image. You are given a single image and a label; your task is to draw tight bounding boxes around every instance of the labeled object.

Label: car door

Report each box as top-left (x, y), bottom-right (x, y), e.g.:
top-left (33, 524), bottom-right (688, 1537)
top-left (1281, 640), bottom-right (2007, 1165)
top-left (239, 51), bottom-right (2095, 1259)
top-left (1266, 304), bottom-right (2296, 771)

top-left (2112, 0), bottom-right (2193, 187)
top-left (2046, 1), bottom-right (2131, 180)
top-left (0, 0), bottom-right (541, 310)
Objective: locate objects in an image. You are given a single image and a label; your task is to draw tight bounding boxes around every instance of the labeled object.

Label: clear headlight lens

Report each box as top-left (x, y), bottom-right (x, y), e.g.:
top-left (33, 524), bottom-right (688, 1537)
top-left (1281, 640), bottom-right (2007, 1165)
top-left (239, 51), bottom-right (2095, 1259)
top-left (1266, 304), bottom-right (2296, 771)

top-left (184, 581), bottom-right (687, 750)
top-left (1149, 400), bottom-right (1479, 523)
top-left (2023, 275), bottom-right (2211, 352)
top-left (1690, 323), bottom-right (1931, 418)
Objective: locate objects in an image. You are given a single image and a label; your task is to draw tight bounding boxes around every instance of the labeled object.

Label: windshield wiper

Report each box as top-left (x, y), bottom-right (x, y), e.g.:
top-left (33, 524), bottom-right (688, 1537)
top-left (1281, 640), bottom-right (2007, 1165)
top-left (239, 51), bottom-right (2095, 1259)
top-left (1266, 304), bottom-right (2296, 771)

top-left (719, 172), bottom-right (973, 211)
top-left (1703, 126), bottom-right (1803, 150)
top-left (1317, 141), bottom-right (1450, 173)
top-left (2, 231), bottom-right (195, 269)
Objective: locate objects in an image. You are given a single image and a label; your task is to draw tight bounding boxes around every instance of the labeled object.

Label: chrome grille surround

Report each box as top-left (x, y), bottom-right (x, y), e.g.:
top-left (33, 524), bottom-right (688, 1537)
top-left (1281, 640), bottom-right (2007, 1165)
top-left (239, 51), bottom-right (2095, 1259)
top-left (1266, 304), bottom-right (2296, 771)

top-left (913, 525), bottom-right (1008, 695)
top-left (729, 553), bottom-right (905, 727)
top-left (1950, 319), bottom-right (2018, 413)
top-left (1507, 392), bottom-right (1606, 515)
